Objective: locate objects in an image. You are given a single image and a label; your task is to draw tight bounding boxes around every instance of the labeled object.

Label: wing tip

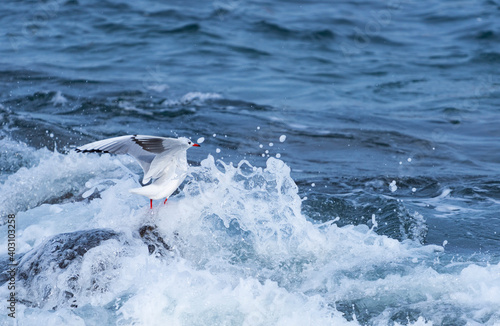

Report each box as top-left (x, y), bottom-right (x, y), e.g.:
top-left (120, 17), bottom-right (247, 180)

top-left (75, 148), bottom-right (111, 154)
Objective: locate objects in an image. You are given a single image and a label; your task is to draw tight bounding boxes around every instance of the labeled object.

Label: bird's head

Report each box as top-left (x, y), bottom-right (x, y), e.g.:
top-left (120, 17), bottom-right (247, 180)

top-left (179, 137), bottom-right (200, 149)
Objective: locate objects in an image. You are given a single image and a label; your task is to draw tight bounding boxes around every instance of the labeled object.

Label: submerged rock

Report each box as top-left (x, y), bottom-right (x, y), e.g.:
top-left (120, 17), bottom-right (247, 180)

top-left (19, 229), bottom-right (120, 275)
top-left (138, 224), bottom-right (172, 258)
top-left (0, 225), bottom-right (174, 310)
top-left (14, 229), bottom-right (122, 309)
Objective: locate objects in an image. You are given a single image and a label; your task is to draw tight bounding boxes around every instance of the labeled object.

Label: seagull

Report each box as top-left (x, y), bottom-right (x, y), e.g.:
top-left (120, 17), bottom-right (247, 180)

top-left (76, 135), bottom-right (200, 209)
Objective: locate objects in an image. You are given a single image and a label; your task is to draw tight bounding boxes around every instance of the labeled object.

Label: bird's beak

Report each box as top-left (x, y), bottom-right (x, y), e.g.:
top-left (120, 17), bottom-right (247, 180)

top-left (192, 144), bottom-right (200, 147)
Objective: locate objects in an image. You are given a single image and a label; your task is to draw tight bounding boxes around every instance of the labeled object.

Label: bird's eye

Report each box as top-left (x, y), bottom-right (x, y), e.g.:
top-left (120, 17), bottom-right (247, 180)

top-left (188, 141), bottom-right (192, 145)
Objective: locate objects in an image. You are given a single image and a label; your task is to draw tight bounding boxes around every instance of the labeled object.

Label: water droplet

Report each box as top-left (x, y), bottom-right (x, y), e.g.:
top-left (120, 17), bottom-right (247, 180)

top-left (389, 180), bottom-right (397, 192)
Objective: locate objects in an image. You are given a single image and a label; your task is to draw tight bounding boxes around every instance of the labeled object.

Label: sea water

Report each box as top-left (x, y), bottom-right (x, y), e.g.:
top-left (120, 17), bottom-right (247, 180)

top-left (0, 137), bottom-right (499, 325)
top-left (1, 0), bottom-right (500, 325)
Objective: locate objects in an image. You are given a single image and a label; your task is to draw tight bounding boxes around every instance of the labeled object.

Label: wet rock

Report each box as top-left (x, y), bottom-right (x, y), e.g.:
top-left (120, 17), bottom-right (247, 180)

top-left (138, 224), bottom-right (172, 258)
top-left (17, 229), bottom-right (120, 282)
top-left (13, 229), bottom-right (121, 309)
top-left (0, 225), bottom-right (174, 310)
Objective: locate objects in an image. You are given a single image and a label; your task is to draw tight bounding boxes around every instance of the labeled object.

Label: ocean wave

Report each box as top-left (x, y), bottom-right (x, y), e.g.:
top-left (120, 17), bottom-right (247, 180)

top-left (1, 143), bottom-right (498, 324)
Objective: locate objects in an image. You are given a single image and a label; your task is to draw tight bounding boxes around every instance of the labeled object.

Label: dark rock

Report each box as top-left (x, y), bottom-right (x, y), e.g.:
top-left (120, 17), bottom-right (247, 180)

top-left (0, 225), bottom-right (173, 310)
top-left (11, 229), bottom-right (121, 308)
top-left (138, 224), bottom-right (172, 257)
top-left (17, 229), bottom-right (120, 284)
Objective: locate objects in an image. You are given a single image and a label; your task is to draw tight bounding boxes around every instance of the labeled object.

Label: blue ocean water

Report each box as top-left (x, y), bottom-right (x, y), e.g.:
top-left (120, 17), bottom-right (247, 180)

top-left (1, 0), bottom-right (500, 325)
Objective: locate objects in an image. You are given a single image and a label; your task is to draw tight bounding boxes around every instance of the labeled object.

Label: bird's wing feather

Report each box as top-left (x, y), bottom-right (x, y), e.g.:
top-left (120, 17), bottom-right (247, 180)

top-left (76, 135), bottom-right (157, 176)
top-left (132, 136), bottom-right (186, 182)
top-left (131, 136), bottom-right (167, 154)
top-left (143, 151), bottom-right (181, 182)
top-left (132, 135), bottom-right (184, 154)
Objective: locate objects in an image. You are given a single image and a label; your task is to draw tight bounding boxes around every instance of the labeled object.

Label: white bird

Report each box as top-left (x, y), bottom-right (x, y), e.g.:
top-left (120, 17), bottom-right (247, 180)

top-left (76, 135), bottom-right (200, 209)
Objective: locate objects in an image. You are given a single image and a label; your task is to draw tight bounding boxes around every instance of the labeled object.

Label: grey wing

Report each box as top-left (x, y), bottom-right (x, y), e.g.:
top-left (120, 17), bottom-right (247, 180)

top-left (131, 135), bottom-right (181, 154)
top-left (131, 135), bottom-right (183, 182)
top-left (76, 135), bottom-right (157, 176)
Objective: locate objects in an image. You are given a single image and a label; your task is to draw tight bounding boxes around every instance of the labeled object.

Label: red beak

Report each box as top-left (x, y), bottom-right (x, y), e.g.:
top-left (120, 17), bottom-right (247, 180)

top-left (192, 143), bottom-right (200, 147)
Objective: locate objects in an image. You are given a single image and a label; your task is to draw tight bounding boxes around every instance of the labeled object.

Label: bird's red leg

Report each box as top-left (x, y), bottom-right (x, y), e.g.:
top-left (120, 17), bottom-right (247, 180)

top-left (150, 199), bottom-right (153, 209)
top-left (164, 198), bottom-right (168, 205)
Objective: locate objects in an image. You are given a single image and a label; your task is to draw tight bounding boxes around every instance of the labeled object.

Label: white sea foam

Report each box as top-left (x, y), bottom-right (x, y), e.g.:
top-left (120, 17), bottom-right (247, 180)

top-left (161, 92), bottom-right (222, 107)
top-left (389, 180), bottom-right (397, 192)
top-left (51, 91), bottom-right (68, 106)
top-left (0, 140), bottom-right (498, 325)
top-left (118, 100), bottom-right (153, 116)
top-left (0, 137), bottom-right (40, 182)
top-left (146, 84), bottom-right (169, 92)
top-left (180, 92), bottom-right (222, 103)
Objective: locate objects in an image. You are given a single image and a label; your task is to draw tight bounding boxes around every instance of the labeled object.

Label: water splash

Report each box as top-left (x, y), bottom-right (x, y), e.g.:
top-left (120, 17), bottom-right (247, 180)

top-left (0, 141), bottom-right (498, 325)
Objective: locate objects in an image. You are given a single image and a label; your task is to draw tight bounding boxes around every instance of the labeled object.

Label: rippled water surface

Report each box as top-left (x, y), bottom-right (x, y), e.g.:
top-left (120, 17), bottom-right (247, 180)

top-left (1, 0), bottom-right (500, 325)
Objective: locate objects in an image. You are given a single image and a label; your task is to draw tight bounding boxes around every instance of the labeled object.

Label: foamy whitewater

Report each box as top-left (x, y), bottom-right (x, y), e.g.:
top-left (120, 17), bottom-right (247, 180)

top-left (1, 137), bottom-right (499, 325)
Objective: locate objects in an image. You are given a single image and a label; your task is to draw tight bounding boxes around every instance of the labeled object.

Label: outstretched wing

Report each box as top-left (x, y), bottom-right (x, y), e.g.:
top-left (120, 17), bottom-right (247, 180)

top-left (76, 135), bottom-right (182, 183)
top-left (132, 135), bottom-right (186, 154)
top-left (75, 135), bottom-right (155, 178)
top-left (132, 136), bottom-right (187, 182)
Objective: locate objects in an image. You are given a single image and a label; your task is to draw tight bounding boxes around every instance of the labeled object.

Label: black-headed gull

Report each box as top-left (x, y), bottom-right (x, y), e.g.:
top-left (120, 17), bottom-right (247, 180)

top-left (76, 135), bottom-right (200, 208)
